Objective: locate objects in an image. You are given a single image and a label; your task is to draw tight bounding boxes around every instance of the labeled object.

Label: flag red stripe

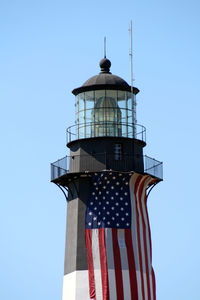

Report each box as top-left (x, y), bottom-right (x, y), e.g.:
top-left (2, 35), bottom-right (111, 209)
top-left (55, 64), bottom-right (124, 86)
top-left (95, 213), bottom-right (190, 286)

top-left (144, 192), bottom-right (152, 262)
top-left (144, 179), bottom-right (156, 262)
top-left (85, 229), bottom-right (96, 300)
top-left (138, 176), bottom-right (151, 300)
top-left (112, 228), bottom-right (124, 300)
top-left (99, 228), bottom-right (110, 300)
top-left (152, 267), bottom-right (156, 300)
top-left (144, 179), bottom-right (157, 300)
top-left (125, 229), bottom-right (138, 300)
top-left (134, 175), bottom-right (146, 300)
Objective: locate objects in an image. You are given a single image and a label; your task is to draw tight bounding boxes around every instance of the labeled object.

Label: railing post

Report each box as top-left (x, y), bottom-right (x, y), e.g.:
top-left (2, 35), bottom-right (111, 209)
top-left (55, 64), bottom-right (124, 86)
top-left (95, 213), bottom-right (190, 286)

top-left (142, 126), bottom-right (143, 141)
top-left (51, 164), bottom-right (53, 181)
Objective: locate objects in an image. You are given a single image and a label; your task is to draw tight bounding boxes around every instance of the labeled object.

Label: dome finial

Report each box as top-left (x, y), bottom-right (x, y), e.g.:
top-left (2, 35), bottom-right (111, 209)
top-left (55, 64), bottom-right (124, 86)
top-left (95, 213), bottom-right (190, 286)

top-left (99, 57), bottom-right (111, 73)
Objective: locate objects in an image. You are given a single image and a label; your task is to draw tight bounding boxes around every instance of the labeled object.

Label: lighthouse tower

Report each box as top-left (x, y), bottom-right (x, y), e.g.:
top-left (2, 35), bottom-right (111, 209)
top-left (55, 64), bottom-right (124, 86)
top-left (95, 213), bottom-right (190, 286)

top-left (51, 57), bottom-right (163, 300)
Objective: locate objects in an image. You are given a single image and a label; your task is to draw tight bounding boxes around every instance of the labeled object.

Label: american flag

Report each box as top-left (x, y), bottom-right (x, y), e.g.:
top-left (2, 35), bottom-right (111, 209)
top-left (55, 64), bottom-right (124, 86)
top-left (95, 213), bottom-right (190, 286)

top-left (85, 171), bottom-right (157, 300)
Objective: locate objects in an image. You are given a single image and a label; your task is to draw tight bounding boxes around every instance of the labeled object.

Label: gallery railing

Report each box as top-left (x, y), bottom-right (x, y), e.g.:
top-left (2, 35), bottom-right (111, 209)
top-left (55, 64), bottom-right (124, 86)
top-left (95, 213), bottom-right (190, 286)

top-left (66, 122), bottom-right (146, 143)
top-left (144, 155), bottom-right (163, 180)
top-left (51, 153), bottom-right (163, 181)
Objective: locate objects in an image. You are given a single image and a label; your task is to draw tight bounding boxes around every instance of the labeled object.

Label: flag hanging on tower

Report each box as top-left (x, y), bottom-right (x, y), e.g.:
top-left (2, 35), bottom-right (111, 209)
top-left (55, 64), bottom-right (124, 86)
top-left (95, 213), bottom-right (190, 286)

top-left (85, 171), bottom-right (157, 300)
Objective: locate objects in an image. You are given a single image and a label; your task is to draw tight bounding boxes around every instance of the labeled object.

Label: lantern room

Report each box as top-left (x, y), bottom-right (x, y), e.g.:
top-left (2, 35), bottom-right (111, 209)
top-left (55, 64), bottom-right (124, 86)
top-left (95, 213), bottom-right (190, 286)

top-left (69, 58), bottom-right (142, 142)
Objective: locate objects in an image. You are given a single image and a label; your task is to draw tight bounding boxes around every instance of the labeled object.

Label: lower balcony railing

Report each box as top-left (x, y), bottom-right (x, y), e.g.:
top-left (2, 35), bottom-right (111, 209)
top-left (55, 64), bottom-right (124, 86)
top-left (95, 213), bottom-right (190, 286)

top-left (51, 153), bottom-right (163, 181)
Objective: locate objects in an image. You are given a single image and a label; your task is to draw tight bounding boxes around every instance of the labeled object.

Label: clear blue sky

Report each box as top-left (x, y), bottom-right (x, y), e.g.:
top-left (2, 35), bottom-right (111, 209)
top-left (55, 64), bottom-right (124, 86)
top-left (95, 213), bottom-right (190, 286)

top-left (0, 0), bottom-right (200, 299)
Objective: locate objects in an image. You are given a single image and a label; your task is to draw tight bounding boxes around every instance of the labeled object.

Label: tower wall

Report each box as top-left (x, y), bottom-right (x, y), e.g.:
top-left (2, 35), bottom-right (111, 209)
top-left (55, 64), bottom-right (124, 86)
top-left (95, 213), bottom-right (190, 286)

top-left (51, 57), bottom-right (162, 300)
top-left (64, 178), bottom-right (90, 275)
top-left (68, 137), bottom-right (145, 174)
top-left (62, 171), bottom-right (158, 300)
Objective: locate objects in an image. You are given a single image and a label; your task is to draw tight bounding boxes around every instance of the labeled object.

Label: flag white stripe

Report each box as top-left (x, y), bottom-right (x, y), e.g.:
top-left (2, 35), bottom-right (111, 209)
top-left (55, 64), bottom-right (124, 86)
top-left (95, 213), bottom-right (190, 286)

top-left (138, 176), bottom-right (155, 300)
top-left (118, 230), bottom-right (131, 300)
top-left (136, 176), bottom-right (148, 300)
top-left (141, 177), bottom-right (152, 265)
top-left (150, 274), bottom-right (154, 300)
top-left (129, 175), bottom-right (140, 269)
top-left (92, 229), bottom-right (103, 300)
top-left (141, 177), bottom-right (151, 300)
top-left (131, 174), bottom-right (154, 300)
top-left (142, 177), bottom-right (155, 300)
top-left (143, 273), bottom-right (148, 300)
top-left (129, 174), bottom-right (143, 300)
top-left (105, 228), bottom-right (117, 300)
top-left (136, 271), bottom-right (143, 300)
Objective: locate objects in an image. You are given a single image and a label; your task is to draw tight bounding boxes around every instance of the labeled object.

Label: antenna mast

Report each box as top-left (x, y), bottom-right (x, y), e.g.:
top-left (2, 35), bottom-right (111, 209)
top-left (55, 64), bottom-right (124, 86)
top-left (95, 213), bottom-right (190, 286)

top-left (129, 20), bottom-right (134, 90)
top-left (129, 20), bottom-right (137, 131)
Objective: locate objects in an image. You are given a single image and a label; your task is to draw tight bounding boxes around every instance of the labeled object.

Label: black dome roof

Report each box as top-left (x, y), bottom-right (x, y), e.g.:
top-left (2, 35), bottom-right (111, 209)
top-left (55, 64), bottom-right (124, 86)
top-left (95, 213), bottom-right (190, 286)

top-left (72, 58), bottom-right (139, 95)
top-left (82, 73), bottom-right (130, 88)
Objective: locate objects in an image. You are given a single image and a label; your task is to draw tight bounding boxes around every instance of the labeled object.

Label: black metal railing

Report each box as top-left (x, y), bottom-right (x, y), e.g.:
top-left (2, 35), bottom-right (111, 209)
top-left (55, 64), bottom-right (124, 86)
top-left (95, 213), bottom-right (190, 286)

top-left (66, 122), bottom-right (146, 144)
top-left (144, 155), bottom-right (163, 180)
top-left (51, 153), bottom-right (163, 181)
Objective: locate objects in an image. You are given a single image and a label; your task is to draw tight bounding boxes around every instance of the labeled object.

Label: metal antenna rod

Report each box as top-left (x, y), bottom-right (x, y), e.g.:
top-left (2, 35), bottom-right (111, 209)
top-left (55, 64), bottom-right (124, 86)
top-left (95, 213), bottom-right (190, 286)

top-left (129, 20), bottom-right (137, 134)
top-left (129, 20), bottom-right (134, 89)
top-left (104, 36), bottom-right (106, 58)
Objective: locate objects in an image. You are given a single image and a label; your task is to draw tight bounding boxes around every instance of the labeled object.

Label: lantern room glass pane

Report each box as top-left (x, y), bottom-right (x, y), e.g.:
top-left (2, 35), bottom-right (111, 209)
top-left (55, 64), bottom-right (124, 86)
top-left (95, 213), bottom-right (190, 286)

top-left (106, 90), bottom-right (117, 100)
top-left (75, 94), bottom-right (79, 114)
top-left (85, 91), bottom-right (94, 110)
top-left (78, 93), bottom-right (84, 111)
top-left (117, 90), bottom-right (126, 100)
top-left (79, 110), bottom-right (84, 123)
top-left (128, 97), bottom-right (132, 110)
top-left (121, 123), bottom-right (127, 137)
top-left (75, 89), bottom-right (136, 139)
top-left (86, 109), bottom-right (92, 123)
top-left (127, 92), bottom-right (136, 137)
top-left (78, 124), bottom-right (84, 139)
top-left (121, 109), bottom-right (126, 122)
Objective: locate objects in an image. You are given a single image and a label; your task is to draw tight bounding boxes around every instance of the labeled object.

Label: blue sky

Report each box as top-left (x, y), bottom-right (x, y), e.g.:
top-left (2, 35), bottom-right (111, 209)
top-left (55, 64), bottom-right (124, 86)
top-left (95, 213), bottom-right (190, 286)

top-left (0, 0), bottom-right (200, 299)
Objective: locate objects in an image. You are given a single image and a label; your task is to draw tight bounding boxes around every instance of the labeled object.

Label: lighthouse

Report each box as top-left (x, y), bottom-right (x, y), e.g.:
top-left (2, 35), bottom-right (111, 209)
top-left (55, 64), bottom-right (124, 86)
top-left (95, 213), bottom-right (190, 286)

top-left (51, 57), bottom-right (163, 300)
